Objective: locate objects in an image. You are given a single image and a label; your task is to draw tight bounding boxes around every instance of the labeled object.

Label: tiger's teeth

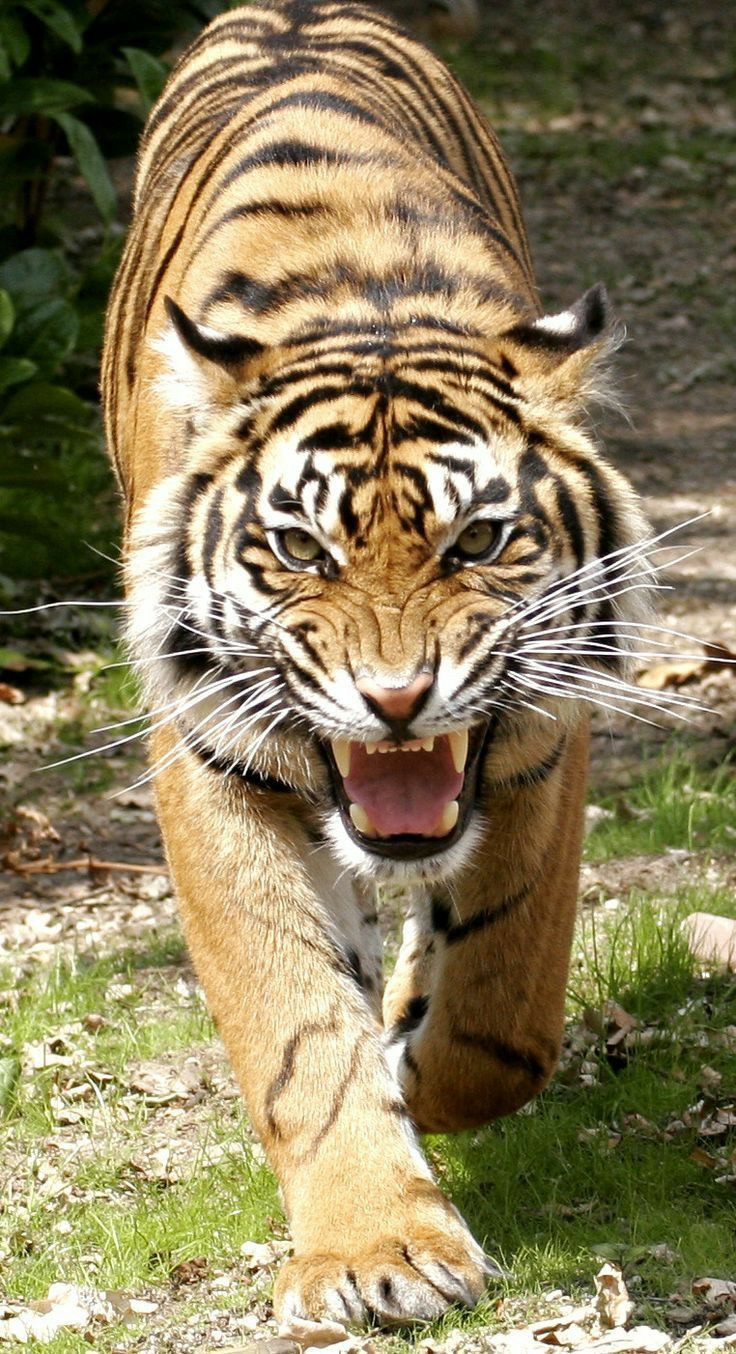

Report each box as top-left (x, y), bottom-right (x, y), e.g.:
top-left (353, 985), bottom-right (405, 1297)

top-left (331, 739), bottom-right (351, 777)
top-left (349, 803), bottom-right (377, 837)
top-left (421, 737), bottom-right (435, 752)
top-left (365, 741), bottom-right (379, 755)
top-left (436, 800), bottom-right (459, 835)
top-left (448, 729), bottom-right (469, 774)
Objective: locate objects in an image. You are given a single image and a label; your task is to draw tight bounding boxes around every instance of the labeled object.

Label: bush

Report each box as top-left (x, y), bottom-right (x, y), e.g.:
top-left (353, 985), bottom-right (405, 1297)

top-left (0, 0), bottom-right (222, 582)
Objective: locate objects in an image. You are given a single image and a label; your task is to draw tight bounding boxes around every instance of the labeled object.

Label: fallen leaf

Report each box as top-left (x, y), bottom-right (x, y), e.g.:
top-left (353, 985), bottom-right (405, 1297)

top-left (587, 1327), bottom-right (671, 1352)
top-left (689, 1145), bottom-right (721, 1168)
top-left (0, 683), bottom-right (24, 705)
top-left (127, 1056), bottom-right (207, 1104)
top-left (692, 1276), bottom-right (736, 1306)
top-left (241, 1240), bottom-right (291, 1270)
top-left (170, 1256), bottom-right (208, 1285)
top-left (637, 640), bottom-right (735, 690)
top-left (278, 1318), bottom-right (371, 1353)
top-left (594, 1263), bottom-right (635, 1330)
top-left (637, 659), bottom-right (707, 689)
top-left (226, 1343), bottom-right (300, 1354)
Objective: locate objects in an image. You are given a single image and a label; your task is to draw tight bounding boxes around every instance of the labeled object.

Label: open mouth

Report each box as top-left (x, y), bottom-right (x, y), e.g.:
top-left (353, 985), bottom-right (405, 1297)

top-left (325, 726), bottom-right (487, 859)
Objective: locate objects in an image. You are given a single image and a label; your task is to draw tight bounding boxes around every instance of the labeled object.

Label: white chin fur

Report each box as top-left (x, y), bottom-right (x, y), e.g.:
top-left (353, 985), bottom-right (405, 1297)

top-left (322, 806), bottom-right (485, 884)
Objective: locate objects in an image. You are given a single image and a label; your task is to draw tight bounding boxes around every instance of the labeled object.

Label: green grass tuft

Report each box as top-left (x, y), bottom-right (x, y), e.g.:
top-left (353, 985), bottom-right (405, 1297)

top-left (586, 754), bottom-right (736, 861)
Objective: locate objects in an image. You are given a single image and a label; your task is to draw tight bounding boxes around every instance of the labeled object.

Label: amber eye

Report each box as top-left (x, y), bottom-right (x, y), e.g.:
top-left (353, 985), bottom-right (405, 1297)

top-left (452, 520), bottom-right (499, 560)
top-left (275, 527), bottom-right (325, 566)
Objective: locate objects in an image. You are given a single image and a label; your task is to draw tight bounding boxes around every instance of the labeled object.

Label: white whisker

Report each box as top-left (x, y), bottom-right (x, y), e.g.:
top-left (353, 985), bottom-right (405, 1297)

top-left (515, 656), bottom-right (708, 712)
top-left (41, 669), bottom-right (259, 770)
top-left (0, 599), bottom-right (123, 616)
top-left (114, 691), bottom-right (286, 795)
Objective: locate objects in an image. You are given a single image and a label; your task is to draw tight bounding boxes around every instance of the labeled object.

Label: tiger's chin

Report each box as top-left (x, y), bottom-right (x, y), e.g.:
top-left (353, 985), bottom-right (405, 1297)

top-left (322, 723), bottom-right (489, 880)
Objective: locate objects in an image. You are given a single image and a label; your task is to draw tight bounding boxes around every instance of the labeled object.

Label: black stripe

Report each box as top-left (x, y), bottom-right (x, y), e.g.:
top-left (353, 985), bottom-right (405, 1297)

top-left (394, 416), bottom-right (474, 448)
top-left (555, 478), bottom-right (586, 570)
top-left (307, 1037), bottom-right (365, 1155)
top-left (444, 884), bottom-right (532, 944)
top-left (487, 738), bottom-right (567, 792)
top-left (218, 138), bottom-right (394, 194)
top-left (265, 1013), bottom-right (340, 1137)
top-left (260, 87), bottom-right (380, 126)
top-left (389, 993), bottom-right (429, 1041)
top-left (267, 380), bottom-right (373, 436)
top-left (197, 198), bottom-right (328, 250)
top-left (186, 735), bottom-right (296, 793)
top-left (452, 1030), bottom-right (550, 1083)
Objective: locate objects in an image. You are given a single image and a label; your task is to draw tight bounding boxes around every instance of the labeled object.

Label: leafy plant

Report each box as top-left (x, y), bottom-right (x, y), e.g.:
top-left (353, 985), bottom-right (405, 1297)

top-left (0, 0), bottom-right (225, 581)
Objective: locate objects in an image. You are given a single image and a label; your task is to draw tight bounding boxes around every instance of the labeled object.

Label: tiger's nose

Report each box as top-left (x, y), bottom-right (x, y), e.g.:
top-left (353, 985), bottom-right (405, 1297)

top-left (355, 671), bottom-right (433, 725)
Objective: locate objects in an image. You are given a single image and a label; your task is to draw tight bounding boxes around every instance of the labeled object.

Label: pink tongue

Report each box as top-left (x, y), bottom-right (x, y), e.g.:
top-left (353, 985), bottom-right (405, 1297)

top-left (343, 739), bottom-right (464, 836)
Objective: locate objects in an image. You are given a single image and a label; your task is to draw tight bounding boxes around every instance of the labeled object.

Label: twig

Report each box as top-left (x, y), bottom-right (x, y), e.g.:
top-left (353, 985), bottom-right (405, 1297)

top-left (3, 854), bottom-right (168, 878)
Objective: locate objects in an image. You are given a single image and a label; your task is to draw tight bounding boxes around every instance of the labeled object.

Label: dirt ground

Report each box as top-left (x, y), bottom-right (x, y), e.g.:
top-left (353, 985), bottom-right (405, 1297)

top-left (0, 1), bottom-right (734, 1347)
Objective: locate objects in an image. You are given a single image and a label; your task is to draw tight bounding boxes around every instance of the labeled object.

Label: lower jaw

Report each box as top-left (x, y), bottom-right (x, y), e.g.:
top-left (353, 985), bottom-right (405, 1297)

top-left (334, 822), bottom-right (471, 860)
top-left (328, 722), bottom-right (492, 862)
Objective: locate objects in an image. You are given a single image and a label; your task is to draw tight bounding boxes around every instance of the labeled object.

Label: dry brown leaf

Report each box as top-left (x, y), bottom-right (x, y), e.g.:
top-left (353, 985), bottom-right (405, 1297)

top-left (586, 1327), bottom-right (671, 1352)
top-left (241, 1239), bottom-right (291, 1271)
top-left (170, 1256), bottom-right (208, 1285)
top-left (637, 658), bottom-right (708, 689)
top-left (637, 639), bottom-right (735, 690)
top-left (0, 683), bottom-right (24, 706)
top-left (594, 1263), bottom-right (635, 1330)
top-left (127, 1056), bottom-right (207, 1104)
top-left (225, 1342), bottom-right (301, 1354)
top-left (690, 1145), bottom-right (721, 1168)
top-left (0, 1282), bottom-right (158, 1344)
top-left (278, 1317), bottom-right (374, 1354)
top-left (692, 1276), bottom-right (736, 1306)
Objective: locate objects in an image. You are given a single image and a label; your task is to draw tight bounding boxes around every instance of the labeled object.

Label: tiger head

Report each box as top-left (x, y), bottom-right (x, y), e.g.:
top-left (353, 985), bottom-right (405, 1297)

top-left (127, 287), bottom-right (650, 880)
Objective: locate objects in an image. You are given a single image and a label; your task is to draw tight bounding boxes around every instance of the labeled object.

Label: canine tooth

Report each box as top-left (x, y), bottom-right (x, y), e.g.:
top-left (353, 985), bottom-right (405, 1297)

top-left (331, 739), bottom-right (351, 777)
top-left (349, 803), bottom-right (377, 837)
top-left (448, 729), bottom-right (469, 774)
top-left (421, 737), bottom-right (435, 752)
top-left (437, 800), bottom-right (459, 835)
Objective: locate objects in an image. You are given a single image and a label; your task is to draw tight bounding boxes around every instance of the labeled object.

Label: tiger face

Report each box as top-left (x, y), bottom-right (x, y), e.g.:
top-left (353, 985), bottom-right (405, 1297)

top-left (127, 286), bottom-right (647, 881)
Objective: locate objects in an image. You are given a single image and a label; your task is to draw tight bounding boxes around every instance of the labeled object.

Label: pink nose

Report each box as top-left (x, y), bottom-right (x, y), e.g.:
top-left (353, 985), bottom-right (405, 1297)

top-left (355, 671), bottom-right (433, 723)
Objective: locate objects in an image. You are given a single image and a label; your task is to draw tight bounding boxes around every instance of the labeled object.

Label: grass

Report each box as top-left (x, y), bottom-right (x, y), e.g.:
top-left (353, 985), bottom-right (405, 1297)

top-left (2, 861), bottom-right (735, 1349)
top-left (1, 937), bottom-right (279, 1317)
top-left (585, 752), bottom-right (736, 861)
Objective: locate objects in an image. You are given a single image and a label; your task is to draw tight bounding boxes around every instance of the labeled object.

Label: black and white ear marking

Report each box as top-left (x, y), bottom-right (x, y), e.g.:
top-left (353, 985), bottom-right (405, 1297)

top-left (164, 296), bottom-right (265, 368)
top-left (505, 284), bottom-right (616, 355)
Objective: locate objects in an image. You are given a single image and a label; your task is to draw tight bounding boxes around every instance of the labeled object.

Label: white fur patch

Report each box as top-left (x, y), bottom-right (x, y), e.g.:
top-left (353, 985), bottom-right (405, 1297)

top-left (149, 322), bottom-right (213, 413)
top-left (322, 804), bottom-right (485, 887)
top-left (533, 308), bottom-right (579, 337)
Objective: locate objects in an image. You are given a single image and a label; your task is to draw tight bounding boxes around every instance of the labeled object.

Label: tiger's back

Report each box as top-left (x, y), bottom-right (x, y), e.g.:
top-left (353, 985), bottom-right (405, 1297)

top-left (103, 0), bottom-right (651, 1327)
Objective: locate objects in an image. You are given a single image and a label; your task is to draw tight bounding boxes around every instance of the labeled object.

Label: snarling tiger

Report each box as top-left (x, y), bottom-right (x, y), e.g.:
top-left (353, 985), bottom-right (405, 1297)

top-left (102, 0), bottom-right (652, 1326)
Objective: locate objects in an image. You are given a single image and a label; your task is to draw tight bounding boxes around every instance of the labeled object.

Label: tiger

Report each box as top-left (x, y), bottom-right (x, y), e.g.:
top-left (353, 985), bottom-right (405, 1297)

top-left (102, 0), bottom-right (652, 1327)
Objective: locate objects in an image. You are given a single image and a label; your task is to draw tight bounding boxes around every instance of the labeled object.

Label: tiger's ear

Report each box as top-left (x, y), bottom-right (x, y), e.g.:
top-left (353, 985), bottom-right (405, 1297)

top-left (152, 297), bottom-right (268, 416)
top-left (500, 284), bottom-right (622, 407)
top-left (164, 297), bottom-right (266, 369)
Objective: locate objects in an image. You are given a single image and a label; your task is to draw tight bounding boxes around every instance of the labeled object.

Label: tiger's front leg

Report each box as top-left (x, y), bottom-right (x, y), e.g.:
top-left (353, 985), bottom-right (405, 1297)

top-left (153, 727), bottom-right (492, 1326)
top-left (386, 724), bottom-right (588, 1133)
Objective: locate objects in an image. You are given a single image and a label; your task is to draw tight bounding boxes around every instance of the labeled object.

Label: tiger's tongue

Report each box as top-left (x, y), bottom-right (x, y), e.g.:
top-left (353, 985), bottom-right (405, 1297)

top-left (343, 740), bottom-right (464, 836)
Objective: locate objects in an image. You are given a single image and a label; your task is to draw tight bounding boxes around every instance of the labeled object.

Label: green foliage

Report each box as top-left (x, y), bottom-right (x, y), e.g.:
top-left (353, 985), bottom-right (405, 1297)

top-left (585, 754), bottom-right (736, 862)
top-left (0, 0), bottom-right (219, 582)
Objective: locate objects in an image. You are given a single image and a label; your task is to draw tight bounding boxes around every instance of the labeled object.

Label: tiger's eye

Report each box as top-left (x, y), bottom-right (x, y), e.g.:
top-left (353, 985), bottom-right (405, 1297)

top-left (279, 527), bottom-right (324, 564)
top-left (454, 520), bottom-right (498, 559)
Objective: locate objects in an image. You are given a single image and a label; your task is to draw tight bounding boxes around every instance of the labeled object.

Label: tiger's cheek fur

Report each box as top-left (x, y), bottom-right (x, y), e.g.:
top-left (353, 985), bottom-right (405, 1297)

top-left (103, 0), bottom-right (652, 1325)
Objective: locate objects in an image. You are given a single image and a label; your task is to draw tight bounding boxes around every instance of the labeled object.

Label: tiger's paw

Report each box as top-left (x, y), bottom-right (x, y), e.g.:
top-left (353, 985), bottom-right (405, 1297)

top-left (274, 1229), bottom-right (497, 1327)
